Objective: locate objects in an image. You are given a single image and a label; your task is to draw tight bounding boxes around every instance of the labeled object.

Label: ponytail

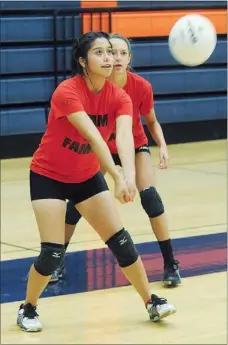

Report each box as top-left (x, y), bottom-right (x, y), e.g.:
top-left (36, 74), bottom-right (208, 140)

top-left (71, 39), bottom-right (83, 76)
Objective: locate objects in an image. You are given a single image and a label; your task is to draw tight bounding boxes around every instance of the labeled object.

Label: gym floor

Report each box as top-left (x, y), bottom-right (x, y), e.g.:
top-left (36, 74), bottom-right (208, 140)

top-left (1, 140), bottom-right (227, 344)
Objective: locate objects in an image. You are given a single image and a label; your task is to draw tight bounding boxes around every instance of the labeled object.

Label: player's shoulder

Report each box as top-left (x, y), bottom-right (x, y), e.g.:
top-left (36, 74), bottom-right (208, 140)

top-left (127, 71), bottom-right (152, 90)
top-left (57, 76), bottom-right (81, 91)
top-left (52, 76), bottom-right (82, 99)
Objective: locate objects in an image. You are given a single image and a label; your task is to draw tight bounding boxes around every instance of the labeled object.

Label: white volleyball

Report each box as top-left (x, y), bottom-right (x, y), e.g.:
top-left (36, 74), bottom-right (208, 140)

top-left (168, 14), bottom-right (217, 66)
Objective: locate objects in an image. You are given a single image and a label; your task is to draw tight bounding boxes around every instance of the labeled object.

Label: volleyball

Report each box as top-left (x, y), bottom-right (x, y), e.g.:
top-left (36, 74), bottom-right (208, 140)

top-left (168, 14), bottom-right (217, 66)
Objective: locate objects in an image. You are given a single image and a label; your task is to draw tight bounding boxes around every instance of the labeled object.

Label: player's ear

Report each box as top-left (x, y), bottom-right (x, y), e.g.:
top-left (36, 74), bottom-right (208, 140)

top-left (79, 57), bottom-right (86, 69)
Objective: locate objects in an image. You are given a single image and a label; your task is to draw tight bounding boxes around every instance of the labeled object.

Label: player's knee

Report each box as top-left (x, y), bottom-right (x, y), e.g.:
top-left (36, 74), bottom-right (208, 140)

top-left (65, 200), bottom-right (82, 225)
top-left (34, 243), bottom-right (65, 276)
top-left (140, 186), bottom-right (164, 218)
top-left (105, 229), bottom-right (139, 267)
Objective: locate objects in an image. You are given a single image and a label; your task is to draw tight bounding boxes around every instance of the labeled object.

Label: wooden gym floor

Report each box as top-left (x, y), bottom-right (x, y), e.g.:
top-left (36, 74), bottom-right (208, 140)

top-left (1, 140), bottom-right (227, 344)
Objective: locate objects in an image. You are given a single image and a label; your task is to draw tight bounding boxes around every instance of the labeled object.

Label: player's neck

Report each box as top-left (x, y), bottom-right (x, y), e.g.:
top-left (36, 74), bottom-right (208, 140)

top-left (109, 72), bottom-right (127, 88)
top-left (83, 75), bottom-right (106, 94)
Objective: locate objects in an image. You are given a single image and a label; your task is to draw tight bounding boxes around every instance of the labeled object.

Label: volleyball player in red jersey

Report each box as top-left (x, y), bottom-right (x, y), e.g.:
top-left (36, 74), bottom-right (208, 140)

top-left (16, 32), bottom-right (176, 332)
top-left (58, 34), bottom-right (181, 287)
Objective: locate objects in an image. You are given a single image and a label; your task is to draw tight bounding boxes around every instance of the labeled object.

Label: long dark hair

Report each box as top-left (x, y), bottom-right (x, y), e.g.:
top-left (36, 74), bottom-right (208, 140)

top-left (71, 31), bottom-right (111, 76)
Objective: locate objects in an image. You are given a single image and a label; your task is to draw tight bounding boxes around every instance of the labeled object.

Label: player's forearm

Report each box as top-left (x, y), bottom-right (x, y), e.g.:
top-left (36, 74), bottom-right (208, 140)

top-left (147, 120), bottom-right (167, 148)
top-left (116, 131), bottom-right (136, 180)
top-left (90, 138), bottom-right (121, 182)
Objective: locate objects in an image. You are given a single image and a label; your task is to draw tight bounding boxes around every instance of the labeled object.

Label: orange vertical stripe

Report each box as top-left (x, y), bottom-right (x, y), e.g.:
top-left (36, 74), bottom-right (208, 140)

top-left (82, 13), bottom-right (111, 32)
top-left (81, 1), bottom-right (117, 33)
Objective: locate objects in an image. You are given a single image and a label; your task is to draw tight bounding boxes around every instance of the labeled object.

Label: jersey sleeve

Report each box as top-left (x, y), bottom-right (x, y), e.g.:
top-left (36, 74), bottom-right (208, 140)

top-left (140, 81), bottom-right (154, 116)
top-left (51, 85), bottom-right (85, 119)
top-left (114, 88), bottom-right (133, 118)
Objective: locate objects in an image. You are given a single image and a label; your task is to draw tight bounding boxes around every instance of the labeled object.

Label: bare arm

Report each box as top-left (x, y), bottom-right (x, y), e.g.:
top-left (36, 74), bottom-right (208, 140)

top-left (67, 111), bottom-right (121, 182)
top-left (144, 108), bottom-right (166, 148)
top-left (115, 115), bottom-right (135, 181)
top-left (144, 108), bottom-right (169, 168)
top-left (115, 115), bottom-right (136, 200)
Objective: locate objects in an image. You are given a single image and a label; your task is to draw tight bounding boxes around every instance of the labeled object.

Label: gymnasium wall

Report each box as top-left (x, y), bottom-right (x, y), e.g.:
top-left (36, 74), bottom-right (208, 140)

top-left (0, 1), bottom-right (227, 158)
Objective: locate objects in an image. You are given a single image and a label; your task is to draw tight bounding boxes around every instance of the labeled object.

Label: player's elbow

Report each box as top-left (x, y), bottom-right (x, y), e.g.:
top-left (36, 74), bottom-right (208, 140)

top-left (145, 108), bottom-right (157, 126)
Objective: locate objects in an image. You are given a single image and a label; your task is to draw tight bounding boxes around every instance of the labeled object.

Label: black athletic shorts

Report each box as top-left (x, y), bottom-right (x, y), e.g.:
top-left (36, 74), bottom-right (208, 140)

top-left (30, 170), bottom-right (109, 205)
top-left (111, 145), bottom-right (150, 166)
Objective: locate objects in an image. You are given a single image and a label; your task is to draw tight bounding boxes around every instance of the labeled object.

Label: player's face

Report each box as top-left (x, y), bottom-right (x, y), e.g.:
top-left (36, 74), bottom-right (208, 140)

top-left (87, 38), bottom-right (113, 77)
top-left (110, 38), bottom-right (131, 73)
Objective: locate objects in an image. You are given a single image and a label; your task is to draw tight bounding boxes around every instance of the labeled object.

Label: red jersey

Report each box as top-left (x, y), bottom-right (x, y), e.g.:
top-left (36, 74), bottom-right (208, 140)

top-left (108, 71), bottom-right (154, 153)
top-left (30, 75), bottom-right (133, 183)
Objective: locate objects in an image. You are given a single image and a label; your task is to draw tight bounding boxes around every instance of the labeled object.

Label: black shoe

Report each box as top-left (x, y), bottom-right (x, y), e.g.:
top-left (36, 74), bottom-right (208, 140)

top-left (146, 294), bottom-right (176, 322)
top-left (163, 260), bottom-right (181, 287)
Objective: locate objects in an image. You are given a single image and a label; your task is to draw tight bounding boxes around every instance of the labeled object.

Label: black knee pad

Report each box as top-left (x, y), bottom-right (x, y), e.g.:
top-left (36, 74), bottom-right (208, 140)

top-left (34, 243), bottom-right (65, 276)
top-left (105, 229), bottom-right (139, 267)
top-left (140, 186), bottom-right (164, 218)
top-left (65, 200), bottom-right (82, 225)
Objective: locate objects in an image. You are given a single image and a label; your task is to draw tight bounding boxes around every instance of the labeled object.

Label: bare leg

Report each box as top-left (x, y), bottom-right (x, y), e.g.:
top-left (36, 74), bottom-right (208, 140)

top-left (135, 151), bottom-right (180, 286)
top-left (76, 191), bottom-right (151, 304)
top-left (135, 152), bottom-right (170, 242)
top-left (25, 199), bottom-right (66, 305)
